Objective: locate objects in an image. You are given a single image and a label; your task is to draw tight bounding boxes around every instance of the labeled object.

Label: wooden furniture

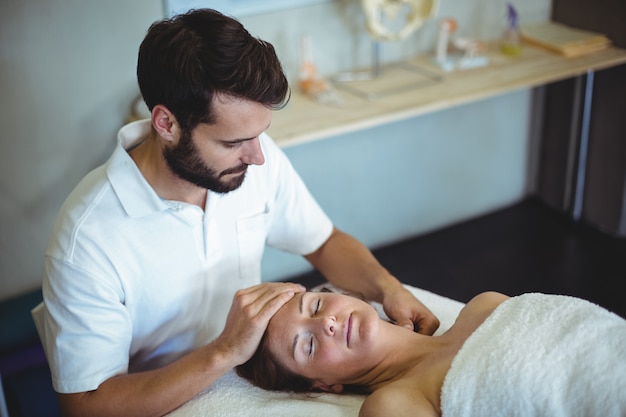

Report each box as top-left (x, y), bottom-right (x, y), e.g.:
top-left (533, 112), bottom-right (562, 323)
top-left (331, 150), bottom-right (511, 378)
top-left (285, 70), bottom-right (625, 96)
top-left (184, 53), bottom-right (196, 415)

top-left (267, 43), bottom-right (626, 148)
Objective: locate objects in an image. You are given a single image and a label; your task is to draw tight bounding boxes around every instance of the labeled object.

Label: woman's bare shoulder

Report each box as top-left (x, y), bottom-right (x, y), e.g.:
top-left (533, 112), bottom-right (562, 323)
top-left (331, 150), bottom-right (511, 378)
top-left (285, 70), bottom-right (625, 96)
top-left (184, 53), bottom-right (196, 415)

top-left (359, 385), bottom-right (438, 417)
top-left (448, 291), bottom-right (510, 333)
top-left (466, 291), bottom-right (510, 308)
top-left (461, 291), bottom-right (509, 316)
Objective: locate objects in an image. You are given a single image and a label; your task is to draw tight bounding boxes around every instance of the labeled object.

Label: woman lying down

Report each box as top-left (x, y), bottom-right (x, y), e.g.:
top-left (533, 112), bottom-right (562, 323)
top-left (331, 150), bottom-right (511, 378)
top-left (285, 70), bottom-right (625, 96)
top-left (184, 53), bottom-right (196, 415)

top-left (237, 288), bottom-right (626, 417)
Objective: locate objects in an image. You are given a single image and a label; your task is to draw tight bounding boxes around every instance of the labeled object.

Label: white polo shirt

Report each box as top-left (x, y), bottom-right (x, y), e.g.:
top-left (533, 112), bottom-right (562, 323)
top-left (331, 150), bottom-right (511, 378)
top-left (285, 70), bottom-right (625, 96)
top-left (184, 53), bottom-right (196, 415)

top-left (39, 120), bottom-right (333, 393)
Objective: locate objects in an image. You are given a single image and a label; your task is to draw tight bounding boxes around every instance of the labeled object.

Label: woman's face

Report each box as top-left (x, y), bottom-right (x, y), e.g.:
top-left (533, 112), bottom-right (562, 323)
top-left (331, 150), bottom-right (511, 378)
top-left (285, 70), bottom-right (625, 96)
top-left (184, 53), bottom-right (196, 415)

top-left (266, 291), bottom-right (384, 388)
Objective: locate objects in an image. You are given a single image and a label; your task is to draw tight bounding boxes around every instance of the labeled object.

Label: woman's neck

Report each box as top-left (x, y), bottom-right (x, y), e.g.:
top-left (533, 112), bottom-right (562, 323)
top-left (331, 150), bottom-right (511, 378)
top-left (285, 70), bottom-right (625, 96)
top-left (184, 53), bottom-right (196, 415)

top-left (356, 321), bottom-right (445, 391)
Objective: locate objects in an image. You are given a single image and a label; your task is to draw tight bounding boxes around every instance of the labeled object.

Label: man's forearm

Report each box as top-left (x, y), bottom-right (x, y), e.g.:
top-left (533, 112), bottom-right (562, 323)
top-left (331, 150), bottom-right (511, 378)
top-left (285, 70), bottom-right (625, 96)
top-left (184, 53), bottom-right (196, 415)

top-left (304, 227), bottom-right (401, 302)
top-left (57, 281), bottom-right (303, 417)
top-left (58, 342), bottom-right (233, 417)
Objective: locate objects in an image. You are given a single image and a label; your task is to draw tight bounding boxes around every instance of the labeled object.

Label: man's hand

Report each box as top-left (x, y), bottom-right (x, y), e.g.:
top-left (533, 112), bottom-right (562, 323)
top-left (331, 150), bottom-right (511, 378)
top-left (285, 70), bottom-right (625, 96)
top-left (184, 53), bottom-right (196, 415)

top-left (303, 227), bottom-right (440, 335)
top-left (382, 285), bottom-right (440, 335)
top-left (212, 282), bottom-right (305, 365)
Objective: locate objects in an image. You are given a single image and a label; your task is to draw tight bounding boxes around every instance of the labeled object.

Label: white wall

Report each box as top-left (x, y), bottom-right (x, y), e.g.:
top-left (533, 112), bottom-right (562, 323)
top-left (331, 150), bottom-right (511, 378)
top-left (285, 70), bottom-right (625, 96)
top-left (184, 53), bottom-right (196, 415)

top-left (0, 0), bottom-right (163, 300)
top-left (262, 89), bottom-right (536, 279)
top-left (0, 0), bottom-right (551, 300)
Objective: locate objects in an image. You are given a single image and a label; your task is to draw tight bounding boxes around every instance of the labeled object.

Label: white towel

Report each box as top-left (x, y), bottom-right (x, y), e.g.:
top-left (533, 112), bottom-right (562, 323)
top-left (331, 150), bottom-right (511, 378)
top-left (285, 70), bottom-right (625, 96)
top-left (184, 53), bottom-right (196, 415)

top-left (441, 293), bottom-right (626, 417)
top-left (166, 285), bottom-right (464, 416)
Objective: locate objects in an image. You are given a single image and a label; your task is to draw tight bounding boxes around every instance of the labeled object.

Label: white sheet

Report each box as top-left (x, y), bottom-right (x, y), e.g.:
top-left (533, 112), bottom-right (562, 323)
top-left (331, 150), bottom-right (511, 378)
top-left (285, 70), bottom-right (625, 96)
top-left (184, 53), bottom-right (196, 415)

top-left (166, 285), bottom-right (465, 417)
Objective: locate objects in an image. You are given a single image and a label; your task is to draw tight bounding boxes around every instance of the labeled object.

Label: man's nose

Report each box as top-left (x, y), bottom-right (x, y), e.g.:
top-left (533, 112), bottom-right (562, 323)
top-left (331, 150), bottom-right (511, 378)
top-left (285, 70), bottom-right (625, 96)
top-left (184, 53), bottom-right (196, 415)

top-left (241, 137), bottom-right (265, 166)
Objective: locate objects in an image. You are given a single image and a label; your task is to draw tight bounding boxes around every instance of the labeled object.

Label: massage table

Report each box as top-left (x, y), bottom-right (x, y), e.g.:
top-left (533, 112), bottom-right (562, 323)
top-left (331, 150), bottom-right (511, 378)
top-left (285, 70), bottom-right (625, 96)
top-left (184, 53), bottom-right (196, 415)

top-left (166, 285), bottom-right (626, 417)
top-left (165, 285), bottom-right (465, 417)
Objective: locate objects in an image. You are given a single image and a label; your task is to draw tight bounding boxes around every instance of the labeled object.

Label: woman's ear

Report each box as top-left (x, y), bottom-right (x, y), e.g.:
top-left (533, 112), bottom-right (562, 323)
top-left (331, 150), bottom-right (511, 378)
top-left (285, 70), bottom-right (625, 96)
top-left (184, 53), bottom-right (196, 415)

top-left (312, 381), bottom-right (344, 394)
top-left (151, 104), bottom-right (179, 144)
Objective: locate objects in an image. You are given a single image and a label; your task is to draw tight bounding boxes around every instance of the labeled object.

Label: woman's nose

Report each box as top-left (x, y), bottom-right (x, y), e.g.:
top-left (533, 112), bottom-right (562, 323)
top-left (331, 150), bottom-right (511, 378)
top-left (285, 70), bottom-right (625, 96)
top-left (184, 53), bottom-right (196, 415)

top-left (319, 316), bottom-right (336, 336)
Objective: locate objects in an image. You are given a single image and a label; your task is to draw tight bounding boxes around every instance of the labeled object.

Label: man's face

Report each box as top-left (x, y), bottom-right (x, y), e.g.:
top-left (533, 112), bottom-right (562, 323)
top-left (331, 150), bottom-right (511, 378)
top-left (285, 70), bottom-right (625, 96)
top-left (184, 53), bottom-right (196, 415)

top-left (164, 95), bottom-right (272, 193)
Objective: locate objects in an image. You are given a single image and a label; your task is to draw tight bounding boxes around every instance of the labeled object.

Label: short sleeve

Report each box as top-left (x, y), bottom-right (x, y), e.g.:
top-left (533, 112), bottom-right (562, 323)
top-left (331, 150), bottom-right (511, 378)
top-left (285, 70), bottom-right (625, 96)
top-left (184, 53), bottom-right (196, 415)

top-left (41, 255), bottom-right (132, 393)
top-left (260, 134), bottom-right (333, 255)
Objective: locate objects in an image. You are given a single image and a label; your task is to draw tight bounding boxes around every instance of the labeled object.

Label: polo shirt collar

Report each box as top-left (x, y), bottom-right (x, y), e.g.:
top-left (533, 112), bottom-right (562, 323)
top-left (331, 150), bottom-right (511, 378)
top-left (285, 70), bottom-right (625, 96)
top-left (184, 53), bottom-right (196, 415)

top-left (107, 119), bottom-right (169, 218)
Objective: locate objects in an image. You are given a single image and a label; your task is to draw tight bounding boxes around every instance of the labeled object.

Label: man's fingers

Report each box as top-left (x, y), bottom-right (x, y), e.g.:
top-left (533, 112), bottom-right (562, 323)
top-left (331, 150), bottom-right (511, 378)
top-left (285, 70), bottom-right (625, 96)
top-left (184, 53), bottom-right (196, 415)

top-left (415, 316), bottom-right (440, 335)
top-left (397, 320), bottom-right (415, 331)
top-left (233, 282), bottom-right (305, 318)
top-left (216, 283), bottom-right (306, 364)
top-left (236, 282), bottom-right (305, 298)
top-left (255, 289), bottom-right (299, 322)
top-left (234, 282), bottom-right (298, 300)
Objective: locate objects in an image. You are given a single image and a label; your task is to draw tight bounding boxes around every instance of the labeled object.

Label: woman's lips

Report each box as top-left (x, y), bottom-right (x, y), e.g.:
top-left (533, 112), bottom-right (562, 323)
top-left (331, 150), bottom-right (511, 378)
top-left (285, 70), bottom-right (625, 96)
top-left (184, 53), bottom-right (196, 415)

top-left (346, 314), bottom-right (353, 347)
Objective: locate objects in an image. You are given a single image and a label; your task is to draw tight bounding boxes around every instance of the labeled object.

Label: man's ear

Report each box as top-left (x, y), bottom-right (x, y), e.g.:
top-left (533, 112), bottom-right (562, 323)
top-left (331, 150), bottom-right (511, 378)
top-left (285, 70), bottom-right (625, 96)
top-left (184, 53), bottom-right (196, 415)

top-left (151, 104), bottom-right (179, 144)
top-left (312, 381), bottom-right (344, 394)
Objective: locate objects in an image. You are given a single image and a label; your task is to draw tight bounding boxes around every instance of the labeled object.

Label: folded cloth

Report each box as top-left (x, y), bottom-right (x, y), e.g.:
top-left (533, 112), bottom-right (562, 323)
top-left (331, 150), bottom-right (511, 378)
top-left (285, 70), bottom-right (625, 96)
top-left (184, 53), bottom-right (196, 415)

top-left (166, 285), bottom-right (464, 417)
top-left (441, 293), bottom-right (626, 417)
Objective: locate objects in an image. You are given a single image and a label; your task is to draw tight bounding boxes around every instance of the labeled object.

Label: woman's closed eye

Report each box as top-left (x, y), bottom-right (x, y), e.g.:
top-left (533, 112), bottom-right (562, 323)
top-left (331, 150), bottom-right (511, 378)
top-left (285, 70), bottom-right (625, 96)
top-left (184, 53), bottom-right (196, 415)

top-left (312, 298), bottom-right (321, 316)
top-left (308, 298), bottom-right (321, 356)
top-left (309, 336), bottom-right (314, 356)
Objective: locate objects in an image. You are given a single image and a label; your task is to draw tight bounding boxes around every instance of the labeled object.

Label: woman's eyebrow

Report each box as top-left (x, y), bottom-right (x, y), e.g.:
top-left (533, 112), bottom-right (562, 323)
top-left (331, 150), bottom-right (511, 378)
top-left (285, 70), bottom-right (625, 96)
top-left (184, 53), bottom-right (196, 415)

top-left (293, 293), bottom-right (305, 359)
top-left (292, 333), bottom-right (299, 360)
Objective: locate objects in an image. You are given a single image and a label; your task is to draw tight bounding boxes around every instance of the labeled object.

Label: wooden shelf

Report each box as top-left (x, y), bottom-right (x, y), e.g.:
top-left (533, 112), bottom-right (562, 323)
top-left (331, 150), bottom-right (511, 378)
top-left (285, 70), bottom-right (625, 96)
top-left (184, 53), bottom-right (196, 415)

top-left (267, 43), bottom-right (626, 148)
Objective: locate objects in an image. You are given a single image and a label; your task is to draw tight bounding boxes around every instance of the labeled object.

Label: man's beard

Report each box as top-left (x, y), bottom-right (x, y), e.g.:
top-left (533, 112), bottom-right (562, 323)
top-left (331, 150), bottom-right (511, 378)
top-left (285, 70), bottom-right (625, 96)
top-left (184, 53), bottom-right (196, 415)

top-left (163, 128), bottom-right (248, 194)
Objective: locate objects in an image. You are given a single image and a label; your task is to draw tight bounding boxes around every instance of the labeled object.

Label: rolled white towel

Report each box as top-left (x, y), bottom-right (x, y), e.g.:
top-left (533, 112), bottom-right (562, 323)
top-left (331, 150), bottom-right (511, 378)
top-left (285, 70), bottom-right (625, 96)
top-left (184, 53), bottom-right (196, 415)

top-left (441, 293), bottom-right (626, 417)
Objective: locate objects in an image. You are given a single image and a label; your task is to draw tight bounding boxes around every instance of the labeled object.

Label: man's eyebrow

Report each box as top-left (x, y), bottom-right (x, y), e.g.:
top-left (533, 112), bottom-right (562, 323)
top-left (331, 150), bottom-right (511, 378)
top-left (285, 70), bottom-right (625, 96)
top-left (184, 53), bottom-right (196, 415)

top-left (222, 122), bottom-right (271, 144)
top-left (220, 137), bottom-right (255, 145)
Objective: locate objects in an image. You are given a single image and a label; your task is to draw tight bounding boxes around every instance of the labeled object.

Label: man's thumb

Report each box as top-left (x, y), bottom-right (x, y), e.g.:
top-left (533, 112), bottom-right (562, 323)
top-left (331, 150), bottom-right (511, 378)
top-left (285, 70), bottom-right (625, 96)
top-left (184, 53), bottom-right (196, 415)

top-left (398, 321), bottom-right (415, 331)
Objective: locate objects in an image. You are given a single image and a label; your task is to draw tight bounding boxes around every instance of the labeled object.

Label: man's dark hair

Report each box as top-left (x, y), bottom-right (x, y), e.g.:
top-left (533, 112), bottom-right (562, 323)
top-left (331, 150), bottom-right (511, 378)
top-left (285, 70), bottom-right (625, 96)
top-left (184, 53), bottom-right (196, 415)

top-left (137, 8), bottom-right (290, 131)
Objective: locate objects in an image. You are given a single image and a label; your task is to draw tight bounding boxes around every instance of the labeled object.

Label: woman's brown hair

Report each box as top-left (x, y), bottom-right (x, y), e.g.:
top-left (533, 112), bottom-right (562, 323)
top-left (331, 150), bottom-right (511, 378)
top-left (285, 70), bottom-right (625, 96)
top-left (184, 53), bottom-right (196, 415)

top-left (236, 330), bottom-right (313, 392)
